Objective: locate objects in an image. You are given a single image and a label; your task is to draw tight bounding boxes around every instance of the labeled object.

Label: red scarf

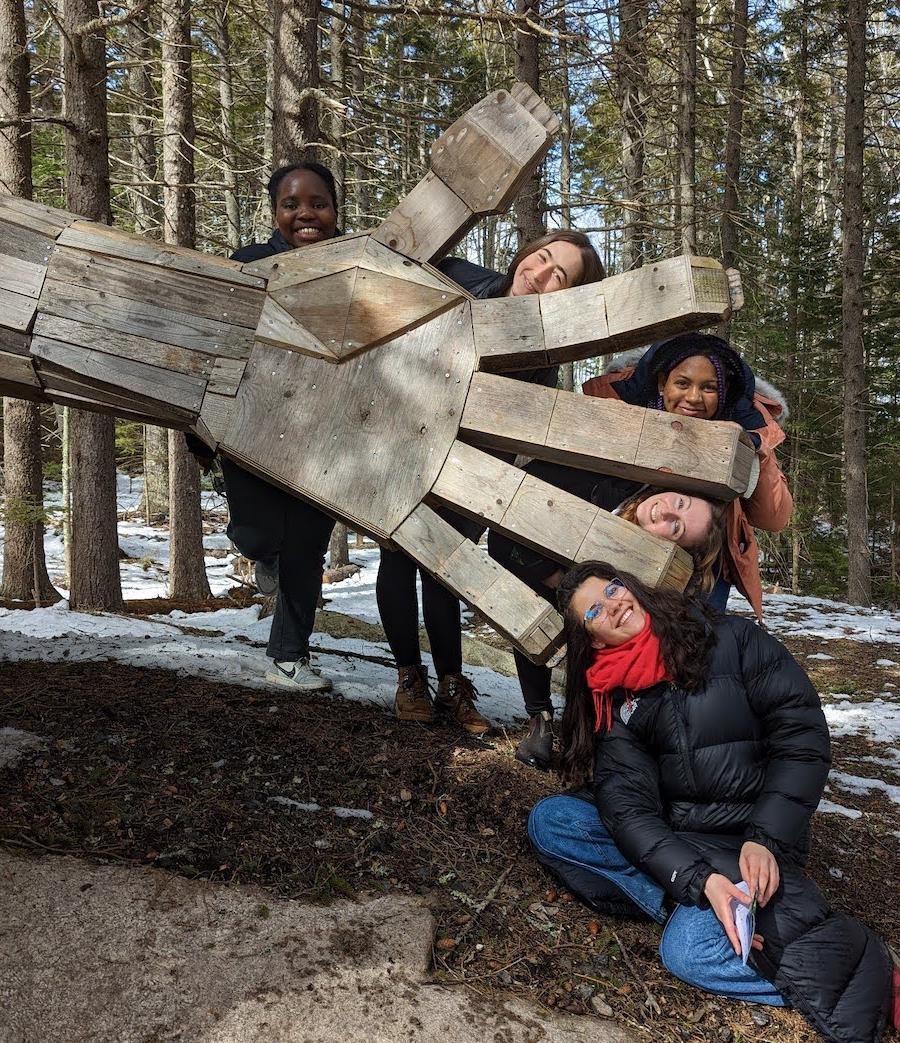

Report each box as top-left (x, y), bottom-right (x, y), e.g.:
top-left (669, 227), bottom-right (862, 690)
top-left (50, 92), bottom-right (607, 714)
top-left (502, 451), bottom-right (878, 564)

top-left (585, 613), bottom-right (670, 732)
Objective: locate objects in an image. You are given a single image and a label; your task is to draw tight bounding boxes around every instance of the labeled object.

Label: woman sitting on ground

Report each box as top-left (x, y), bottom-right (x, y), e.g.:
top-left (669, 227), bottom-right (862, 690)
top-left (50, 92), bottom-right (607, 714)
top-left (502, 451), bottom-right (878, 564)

top-left (583, 331), bottom-right (792, 616)
top-left (527, 561), bottom-right (895, 1043)
top-left (490, 471), bottom-right (726, 769)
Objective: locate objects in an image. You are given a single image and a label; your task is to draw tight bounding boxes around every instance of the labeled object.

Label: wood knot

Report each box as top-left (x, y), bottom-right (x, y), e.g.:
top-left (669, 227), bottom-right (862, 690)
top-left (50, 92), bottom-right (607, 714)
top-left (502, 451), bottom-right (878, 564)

top-left (670, 420), bottom-right (683, 432)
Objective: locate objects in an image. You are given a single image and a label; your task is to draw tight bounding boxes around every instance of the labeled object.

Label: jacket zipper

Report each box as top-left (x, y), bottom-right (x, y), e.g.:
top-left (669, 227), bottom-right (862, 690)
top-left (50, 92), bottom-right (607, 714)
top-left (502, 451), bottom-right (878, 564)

top-left (670, 684), bottom-right (699, 795)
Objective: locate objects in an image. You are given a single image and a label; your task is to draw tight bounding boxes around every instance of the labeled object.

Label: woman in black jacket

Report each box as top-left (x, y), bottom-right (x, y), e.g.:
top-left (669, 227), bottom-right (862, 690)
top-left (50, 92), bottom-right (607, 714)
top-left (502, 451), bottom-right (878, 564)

top-left (527, 561), bottom-right (893, 1042)
top-left (218, 162), bottom-right (341, 692)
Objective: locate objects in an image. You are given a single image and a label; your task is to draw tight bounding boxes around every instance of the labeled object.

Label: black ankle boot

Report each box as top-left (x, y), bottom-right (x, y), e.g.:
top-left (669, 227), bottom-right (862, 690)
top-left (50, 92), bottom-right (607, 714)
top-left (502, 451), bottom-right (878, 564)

top-left (516, 710), bottom-right (554, 770)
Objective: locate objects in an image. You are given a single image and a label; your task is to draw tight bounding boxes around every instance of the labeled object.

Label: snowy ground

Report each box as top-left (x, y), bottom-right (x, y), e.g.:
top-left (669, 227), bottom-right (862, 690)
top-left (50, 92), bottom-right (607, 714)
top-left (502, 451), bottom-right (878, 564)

top-left (2, 474), bottom-right (900, 824)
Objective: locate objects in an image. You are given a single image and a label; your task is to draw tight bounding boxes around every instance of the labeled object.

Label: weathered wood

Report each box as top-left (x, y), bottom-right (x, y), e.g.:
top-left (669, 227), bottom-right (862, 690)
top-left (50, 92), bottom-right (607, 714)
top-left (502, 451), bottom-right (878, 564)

top-left (509, 81), bottom-right (561, 134)
top-left (372, 172), bottom-right (478, 264)
top-left (0, 376), bottom-right (44, 403)
top-left (0, 220), bottom-right (55, 266)
top-left (471, 294), bottom-right (546, 371)
top-left (30, 336), bottom-right (206, 415)
top-left (429, 440), bottom-right (692, 590)
top-left (360, 237), bottom-right (465, 296)
top-left (392, 502), bottom-right (564, 663)
top-left (430, 86), bottom-right (555, 215)
top-left (0, 285), bottom-right (37, 332)
top-left (57, 220), bottom-right (265, 288)
top-left (39, 279), bottom-right (255, 359)
top-left (255, 296), bottom-right (336, 360)
top-left (48, 245), bottom-right (265, 329)
top-left (207, 356), bottom-right (246, 395)
top-left (0, 325), bottom-right (31, 355)
top-left (33, 367), bottom-right (193, 427)
top-left (0, 195), bottom-right (77, 238)
top-left (32, 313), bottom-right (213, 378)
top-left (256, 231), bottom-right (370, 289)
top-left (460, 372), bottom-right (755, 500)
top-left (197, 389), bottom-right (236, 444)
top-left (0, 347), bottom-right (40, 388)
top-left (0, 251), bottom-right (48, 299)
top-left (221, 301), bottom-right (475, 541)
top-left (472, 255), bottom-right (736, 371)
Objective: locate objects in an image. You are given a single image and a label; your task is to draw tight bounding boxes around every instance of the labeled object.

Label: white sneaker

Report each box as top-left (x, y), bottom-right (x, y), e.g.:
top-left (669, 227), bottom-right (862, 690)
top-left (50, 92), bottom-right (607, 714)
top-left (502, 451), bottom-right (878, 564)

top-left (265, 658), bottom-right (333, 693)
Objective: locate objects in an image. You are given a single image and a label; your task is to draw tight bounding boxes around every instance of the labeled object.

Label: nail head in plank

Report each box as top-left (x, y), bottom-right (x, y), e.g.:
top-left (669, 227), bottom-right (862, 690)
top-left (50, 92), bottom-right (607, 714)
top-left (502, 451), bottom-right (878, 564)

top-left (0, 285), bottom-right (38, 332)
top-left (429, 440), bottom-right (526, 524)
top-left (372, 171), bottom-right (478, 264)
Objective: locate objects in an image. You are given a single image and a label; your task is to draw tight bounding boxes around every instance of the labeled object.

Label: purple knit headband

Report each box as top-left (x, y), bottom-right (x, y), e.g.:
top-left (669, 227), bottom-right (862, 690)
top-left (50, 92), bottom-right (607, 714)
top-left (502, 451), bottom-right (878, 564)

top-left (654, 350), bottom-right (727, 420)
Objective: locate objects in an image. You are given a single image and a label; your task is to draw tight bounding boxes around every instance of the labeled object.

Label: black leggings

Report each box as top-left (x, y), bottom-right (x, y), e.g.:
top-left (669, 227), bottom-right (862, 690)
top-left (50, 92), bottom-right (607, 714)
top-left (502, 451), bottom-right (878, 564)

top-left (376, 510), bottom-right (484, 679)
top-left (220, 459), bottom-right (334, 662)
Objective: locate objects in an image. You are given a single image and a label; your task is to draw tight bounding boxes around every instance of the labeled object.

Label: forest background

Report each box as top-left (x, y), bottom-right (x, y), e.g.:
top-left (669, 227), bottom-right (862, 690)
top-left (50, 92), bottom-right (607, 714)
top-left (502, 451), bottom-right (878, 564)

top-left (0, 0), bottom-right (898, 612)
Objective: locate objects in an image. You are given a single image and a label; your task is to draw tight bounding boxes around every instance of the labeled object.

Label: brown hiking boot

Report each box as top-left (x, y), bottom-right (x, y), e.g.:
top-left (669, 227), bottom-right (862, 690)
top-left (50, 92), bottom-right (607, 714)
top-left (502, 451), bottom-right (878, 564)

top-left (394, 664), bottom-right (434, 723)
top-left (435, 673), bottom-right (491, 735)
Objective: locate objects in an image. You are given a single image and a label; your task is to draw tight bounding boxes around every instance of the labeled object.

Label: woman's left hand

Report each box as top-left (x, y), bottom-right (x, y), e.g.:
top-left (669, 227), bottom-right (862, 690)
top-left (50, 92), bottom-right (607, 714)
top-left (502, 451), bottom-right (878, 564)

top-left (739, 841), bottom-right (780, 906)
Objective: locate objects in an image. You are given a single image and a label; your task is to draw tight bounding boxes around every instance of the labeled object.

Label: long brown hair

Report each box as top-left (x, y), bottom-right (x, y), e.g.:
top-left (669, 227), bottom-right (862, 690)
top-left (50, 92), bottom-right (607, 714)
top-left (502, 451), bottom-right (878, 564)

top-left (556, 561), bottom-right (718, 785)
top-left (616, 490), bottom-right (727, 596)
top-left (505, 229), bottom-right (605, 290)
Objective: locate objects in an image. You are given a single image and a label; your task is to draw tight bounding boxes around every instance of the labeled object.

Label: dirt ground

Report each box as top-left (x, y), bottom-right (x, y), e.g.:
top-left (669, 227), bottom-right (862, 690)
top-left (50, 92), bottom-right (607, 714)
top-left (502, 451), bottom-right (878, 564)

top-left (1, 600), bottom-right (898, 1043)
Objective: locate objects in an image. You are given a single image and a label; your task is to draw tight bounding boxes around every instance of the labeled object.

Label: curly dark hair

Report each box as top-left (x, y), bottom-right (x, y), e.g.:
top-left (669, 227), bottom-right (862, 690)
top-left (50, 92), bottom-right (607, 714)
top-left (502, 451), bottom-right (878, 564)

top-left (556, 561), bottom-right (719, 784)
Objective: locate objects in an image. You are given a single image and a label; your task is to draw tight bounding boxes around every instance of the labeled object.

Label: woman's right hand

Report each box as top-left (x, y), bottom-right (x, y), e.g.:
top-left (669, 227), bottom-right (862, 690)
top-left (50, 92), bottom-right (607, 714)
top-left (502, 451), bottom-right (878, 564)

top-left (703, 873), bottom-right (752, 956)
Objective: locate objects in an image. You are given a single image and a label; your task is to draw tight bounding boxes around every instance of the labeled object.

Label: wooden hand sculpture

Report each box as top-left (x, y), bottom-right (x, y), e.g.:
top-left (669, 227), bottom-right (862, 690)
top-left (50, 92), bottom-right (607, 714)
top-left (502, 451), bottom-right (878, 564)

top-left (0, 84), bottom-right (754, 663)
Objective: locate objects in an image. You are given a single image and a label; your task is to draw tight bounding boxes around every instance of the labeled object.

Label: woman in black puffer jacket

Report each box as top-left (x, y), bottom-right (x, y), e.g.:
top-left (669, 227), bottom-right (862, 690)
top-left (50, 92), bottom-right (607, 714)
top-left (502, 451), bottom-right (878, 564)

top-left (528, 561), bottom-right (894, 1043)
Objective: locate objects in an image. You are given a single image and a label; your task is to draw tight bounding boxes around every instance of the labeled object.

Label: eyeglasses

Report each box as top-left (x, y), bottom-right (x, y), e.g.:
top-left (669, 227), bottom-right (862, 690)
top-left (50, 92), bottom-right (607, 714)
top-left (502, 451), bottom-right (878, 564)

top-left (584, 578), bottom-right (626, 624)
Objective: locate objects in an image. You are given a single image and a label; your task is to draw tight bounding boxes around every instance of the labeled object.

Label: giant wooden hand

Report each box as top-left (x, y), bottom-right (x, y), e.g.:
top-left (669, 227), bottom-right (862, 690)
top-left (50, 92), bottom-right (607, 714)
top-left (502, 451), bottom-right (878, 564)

top-left (0, 84), bottom-right (754, 663)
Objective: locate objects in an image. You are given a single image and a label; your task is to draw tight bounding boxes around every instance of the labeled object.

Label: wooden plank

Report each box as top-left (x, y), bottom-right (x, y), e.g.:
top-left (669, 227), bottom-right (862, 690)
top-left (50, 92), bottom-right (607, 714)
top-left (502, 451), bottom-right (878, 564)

top-left (0, 251), bottom-right (47, 299)
top-left (207, 356), bottom-right (246, 396)
top-left (471, 295), bottom-right (546, 371)
top-left (430, 88), bottom-right (554, 215)
top-left (0, 285), bottom-right (37, 332)
top-left (221, 301), bottom-right (475, 541)
top-left (392, 502), bottom-right (564, 664)
top-left (509, 82), bottom-right (561, 135)
top-left (359, 237), bottom-right (470, 297)
top-left (428, 439), bottom-right (693, 591)
top-left (460, 375), bottom-right (754, 500)
top-left (30, 336), bottom-right (206, 416)
top-left (47, 245), bottom-right (265, 329)
top-left (371, 171), bottom-right (478, 264)
top-left (34, 368), bottom-right (192, 428)
top-left (0, 325), bottom-right (31, 355)
top-left (198, 390), bottom-right (236, 444)
top-left (459, 371), bottom-right (555, 454)
top-left (0, 348), bottom-right (40, 389)
top-left (270, 267), bottom-right (356, 352)
top-left (57, 220), bottom-right (265, 288)
top-left (539, 281), bottom-right (610, 364)
top-left (255, 296), bottom-right (337, 361)
top-left (32, 314), bottom-right (213, 378)
top-left (0, 196), bottom-right (78, 238)
top-left (39, 279), bottom-right (255, 360)
top-left (260, 231), bottom-right (370, 291)
top-left (0, 220), bottom-right (56, 266)
top-left (0, 376), bottom-right (45, 403)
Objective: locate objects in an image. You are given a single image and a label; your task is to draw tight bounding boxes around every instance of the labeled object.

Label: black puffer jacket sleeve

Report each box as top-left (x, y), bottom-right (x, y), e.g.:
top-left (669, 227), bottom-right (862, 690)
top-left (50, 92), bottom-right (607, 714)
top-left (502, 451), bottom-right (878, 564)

top-left (592, 714), bottom-right (716, 906)
top-left (736, 621), bottom-right (831, 857)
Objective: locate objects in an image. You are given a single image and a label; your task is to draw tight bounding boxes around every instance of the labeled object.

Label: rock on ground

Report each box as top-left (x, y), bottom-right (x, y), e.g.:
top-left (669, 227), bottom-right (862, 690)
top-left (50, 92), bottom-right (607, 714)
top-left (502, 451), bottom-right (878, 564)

top-left (0, 852), bottom-right (630, 1043)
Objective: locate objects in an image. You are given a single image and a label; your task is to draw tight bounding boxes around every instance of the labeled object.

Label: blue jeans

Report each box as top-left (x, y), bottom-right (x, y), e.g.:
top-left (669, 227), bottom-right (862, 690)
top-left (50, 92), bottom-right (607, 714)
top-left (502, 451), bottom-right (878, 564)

top-left (528, 795), bottom-right (786, 1007)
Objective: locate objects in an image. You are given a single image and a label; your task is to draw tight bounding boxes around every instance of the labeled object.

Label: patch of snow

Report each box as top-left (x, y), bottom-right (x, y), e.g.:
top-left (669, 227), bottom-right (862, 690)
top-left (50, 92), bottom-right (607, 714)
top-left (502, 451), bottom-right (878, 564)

top-left (830, 770), bottom-right (900, 807)
top-left (268, 797), bottom-right (322, 813)
top-left (824, 698), bottom-right (900, 744)
top-left (875, 659), bottom-right (898, 668)
top-left (817, 799), bottom-right (862, 820)
top-left (828, 867), bottom-right (845, 879)
top-left (806, 653), bottom-right (834, 661)
top-left (0, 727), bottom-right (45, 770)
top-left (332, 806), bottom-right (374, 820)
top-left (268, 797), bottom-right (373, 820)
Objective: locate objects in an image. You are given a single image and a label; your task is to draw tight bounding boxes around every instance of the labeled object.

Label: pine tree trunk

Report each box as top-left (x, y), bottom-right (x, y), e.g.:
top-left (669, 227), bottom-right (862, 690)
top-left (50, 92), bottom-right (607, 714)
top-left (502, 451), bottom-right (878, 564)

top-left (720, 0), bottom-right (747, 271)
top-left (329, 6), bottom-right (346, 215)
top-left (0, 0), bottom-right (58, 604)
top-left (617, 0), bottom-right (648, 269)
top-left (841, 0), bottom-right (870, 605)
top-left (328, 522), bottom-right (350, 568)
top-left (143, 424), bottom-right (169, 523)
top-left (61, 0), bottom-right (123, 612)
top-left (161, 0), bottom-right (211, 601)
top-left (514, 0), bottom-right (544, 245)
top-left (214, 0), bottom-right (241, 253)
top-left (272, 0), bottom-right (320, 166)
top-left (126, 13), bottom-right (160, 235)
top-left (349, 4), bottom-right (370, 226)
top-left (677, 0), bottom-right (697, 254)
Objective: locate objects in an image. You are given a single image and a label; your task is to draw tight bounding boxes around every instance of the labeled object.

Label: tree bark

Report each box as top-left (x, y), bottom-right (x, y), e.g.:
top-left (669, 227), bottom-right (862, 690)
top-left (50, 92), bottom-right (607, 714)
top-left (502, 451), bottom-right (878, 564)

top-left (329, 5), bottom-right (346, 216)
top-left (161, 0), bottom-right (211, 601)
top-left (61, 0), bottom-right (123, 612)
top-left (841, 0), bottom-right (870, 605)
top-left (349, 3), bottom-right (370, 226)
top-left (617, 0), bottom-right (648, 269)
top-left (272, 0), bottom-right (320, 166)
top-left (143, 423), bottom-right (169, 523)
top-left (677, 0), bottom-right (697, 254)
top-left (0, 0), bottom-right (58, 604)
top-left (328, 522), bottom-right (350, 568)
top-left (125, 13), bottom-right (160, 235)
top-left (719, 0), bottom-right (747, 271)
top-left (514, 0), bottom-right (544, 245)
top-left (214, 0), bottom-right (241, 253)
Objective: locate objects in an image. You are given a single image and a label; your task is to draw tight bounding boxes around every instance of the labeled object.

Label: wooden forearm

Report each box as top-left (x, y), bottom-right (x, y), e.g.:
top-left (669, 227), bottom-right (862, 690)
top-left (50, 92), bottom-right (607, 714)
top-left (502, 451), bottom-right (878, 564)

top-left (459, 373), bottom-right (756, 500)
top-left (473, 256), bottom-right (740, 371)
